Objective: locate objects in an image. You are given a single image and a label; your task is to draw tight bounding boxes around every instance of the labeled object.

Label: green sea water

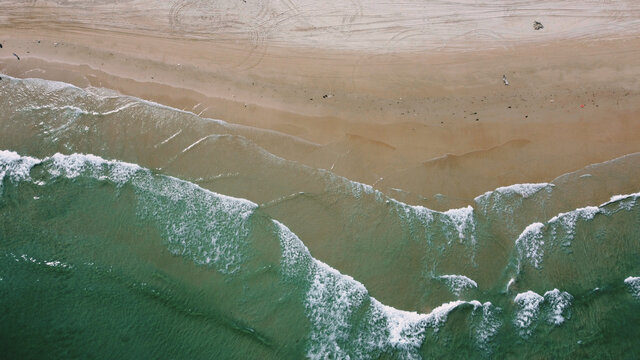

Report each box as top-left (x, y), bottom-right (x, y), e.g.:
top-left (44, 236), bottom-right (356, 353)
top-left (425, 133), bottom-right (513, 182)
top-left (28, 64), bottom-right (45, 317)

top-left (1, 76), bottom-right (640, 359)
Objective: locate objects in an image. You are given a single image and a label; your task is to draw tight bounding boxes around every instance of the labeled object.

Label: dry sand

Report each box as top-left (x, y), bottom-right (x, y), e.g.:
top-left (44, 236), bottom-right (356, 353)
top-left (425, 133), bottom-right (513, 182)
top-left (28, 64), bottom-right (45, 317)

top-left (1, 0), bottom-right (640, 209)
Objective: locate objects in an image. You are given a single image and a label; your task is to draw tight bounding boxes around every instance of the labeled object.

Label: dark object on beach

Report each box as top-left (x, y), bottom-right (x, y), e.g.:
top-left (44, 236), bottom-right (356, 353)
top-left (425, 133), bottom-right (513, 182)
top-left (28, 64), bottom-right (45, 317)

top-left (13, 53), bottom-right (20, 60)
top-left (0, 43), bottom-right (3, 48)
top-left (533, 21), bottom-right (544, 30)
top-left (502, 74), bottom-right (509, 86)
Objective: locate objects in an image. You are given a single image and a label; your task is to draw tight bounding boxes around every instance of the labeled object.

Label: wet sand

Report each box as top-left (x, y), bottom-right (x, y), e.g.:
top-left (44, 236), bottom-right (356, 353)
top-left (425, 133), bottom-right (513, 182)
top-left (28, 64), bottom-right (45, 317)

top-left (1, 1), bottom-right (639, 209)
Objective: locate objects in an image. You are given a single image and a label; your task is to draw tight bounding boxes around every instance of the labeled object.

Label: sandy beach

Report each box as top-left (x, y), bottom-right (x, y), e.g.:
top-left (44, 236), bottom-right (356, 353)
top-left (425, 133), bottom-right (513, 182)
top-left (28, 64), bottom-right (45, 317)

top-left (1, 0), bottom-right (640, 208)
top-left (3, 2), bottom-right (640, 358)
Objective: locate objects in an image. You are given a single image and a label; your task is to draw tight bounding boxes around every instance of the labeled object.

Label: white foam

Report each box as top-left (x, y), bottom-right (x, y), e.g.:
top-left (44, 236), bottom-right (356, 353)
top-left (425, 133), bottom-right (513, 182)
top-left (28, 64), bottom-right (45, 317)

top-left (514, 291), bottom-right (544, 338)
top-left (134, 175), bottom-right (257, 273)
top-left (392, 202), bottom-right (437, 239)
top-left (156, 128), bottom-right (183, 147)
top-left (20, 254), bottom-right (39, 264)
top-left (18, 76), bottom-right (82, 92)
top-left (624, 276), bottom-right (640, 299)
top-left (17, 76), bottom-right (230, 127)
top-left (605, 193), bottom-right (640, 204)
top-left (305, 260), bottom-right (369, 360)
top-left (549, 206), bottom-right (599, 226)
top-left (372, 300), bottom-right (429, 354)
top-left (475, 183), bottom-right (554, 203)
top-left (515, 222), bottom-right (545, 269)
top-left (376, 299), bottom-right (466, 348)
top-left (44, 260), bottom-right (73, 269)
top-left (304, 258), bottom-right (480, 359)
top-left (409, 205), bottom-right (436, 225)
top-left (438, 274), bottom-right (478, 296)
top-left (442, 206), bottom-right (476, 244)
top-left (346, 180), bottom-right (380, 201)
top-left (549, 206), bottom-right (599, 242)
top-left (473, 183), bottom-right (554, 237)
top-left (472, 302), bottom-right (502, 352)
top-left (274, 220), bottom-right (312, 279)
top-left (181, 135), bottom-right (211, 154)
top-left (24, 102), bottom-right (137, 117)
top-left (543, 289), bottom-right (573, 325)
top-left (9, 252), bottom-right (73, 270)
top-left (47, 152), bottom-right (142, 185)
top-left (3, 151), bottom-right (257, 274)
top-left (0, 150), bottom-right (40, 186)
top-left (0, 150), bottom-right (25, 164)
top-left (513, 289), bottom-right (573, 338)
top-left (600, 192), bottom-right (640, 212)
top-left (514, 194), bottom-right (638, 263)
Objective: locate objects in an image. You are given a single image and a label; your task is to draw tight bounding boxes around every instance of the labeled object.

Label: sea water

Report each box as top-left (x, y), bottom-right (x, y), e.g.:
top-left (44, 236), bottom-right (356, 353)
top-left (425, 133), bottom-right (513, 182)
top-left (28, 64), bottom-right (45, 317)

top-left (1, 76), bottom-right (639, 359)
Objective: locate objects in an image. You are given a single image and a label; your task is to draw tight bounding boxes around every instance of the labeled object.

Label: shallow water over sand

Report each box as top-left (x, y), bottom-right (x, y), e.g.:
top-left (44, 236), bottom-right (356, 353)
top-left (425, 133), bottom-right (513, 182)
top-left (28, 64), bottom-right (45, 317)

top-left (1, 76), bottom-right (639, 358)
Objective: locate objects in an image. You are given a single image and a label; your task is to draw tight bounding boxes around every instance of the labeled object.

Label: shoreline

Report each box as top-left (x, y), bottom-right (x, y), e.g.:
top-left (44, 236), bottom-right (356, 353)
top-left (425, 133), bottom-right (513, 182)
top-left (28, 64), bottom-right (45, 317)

top-left (1, 26), bottom-right (640, 209)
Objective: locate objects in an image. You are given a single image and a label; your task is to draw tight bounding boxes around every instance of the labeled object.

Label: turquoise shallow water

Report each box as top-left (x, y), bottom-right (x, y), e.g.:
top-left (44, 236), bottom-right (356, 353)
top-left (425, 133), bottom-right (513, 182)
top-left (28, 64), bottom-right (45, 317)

top-left (1, 76), bottom-right (640, 359)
